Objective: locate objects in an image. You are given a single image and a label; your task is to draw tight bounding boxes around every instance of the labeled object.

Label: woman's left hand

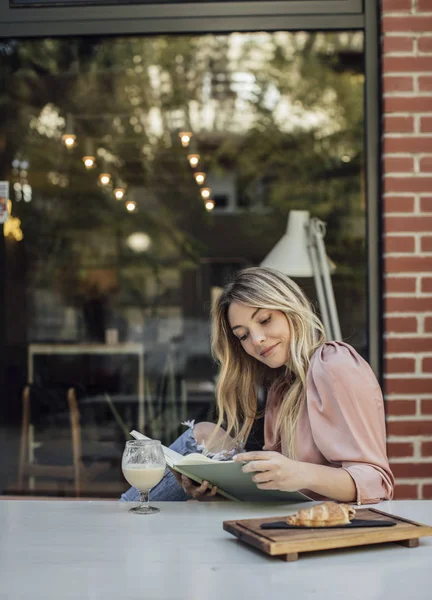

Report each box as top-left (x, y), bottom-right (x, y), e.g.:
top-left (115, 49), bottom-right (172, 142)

top-left (234, 451), bottom-right (307, 492)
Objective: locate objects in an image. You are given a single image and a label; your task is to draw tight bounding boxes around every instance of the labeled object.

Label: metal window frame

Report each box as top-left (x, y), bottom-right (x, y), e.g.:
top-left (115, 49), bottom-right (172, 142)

top-left (0, 0), bottom-right (382, 380)
top-left (1, 1), bottom-right (364, 36)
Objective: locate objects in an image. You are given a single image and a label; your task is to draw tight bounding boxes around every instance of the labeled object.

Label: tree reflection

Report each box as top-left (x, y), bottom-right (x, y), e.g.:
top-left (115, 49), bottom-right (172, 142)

top-left (0, 31), bottom-right (366, 425)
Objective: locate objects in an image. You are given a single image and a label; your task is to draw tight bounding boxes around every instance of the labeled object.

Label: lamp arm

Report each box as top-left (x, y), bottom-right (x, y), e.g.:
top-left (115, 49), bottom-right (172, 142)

top-left (310, 218), bottom-right (342, 341)
top-left (308, 231), bottom-right (332, 339)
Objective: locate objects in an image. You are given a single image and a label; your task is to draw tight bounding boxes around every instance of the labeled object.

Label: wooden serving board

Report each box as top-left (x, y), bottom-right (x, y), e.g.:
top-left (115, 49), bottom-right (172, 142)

top-left (223, 507), bottom-right (432, 562)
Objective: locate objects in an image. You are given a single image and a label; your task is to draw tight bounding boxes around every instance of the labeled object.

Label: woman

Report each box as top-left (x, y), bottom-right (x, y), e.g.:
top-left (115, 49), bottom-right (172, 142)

top-left (121, 267), bottom-right (394, 504)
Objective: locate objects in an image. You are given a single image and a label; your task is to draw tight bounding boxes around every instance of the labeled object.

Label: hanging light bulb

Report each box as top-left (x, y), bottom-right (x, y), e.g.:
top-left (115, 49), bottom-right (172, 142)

top-left (205, 199), bottom-right (215, 211)
top-left (99, 173), bottom-right (111, 186)
top-left (98, 158), bottom-right (111, 186)
top-left (62, 113), bottom-right (76, 148)
top-left (188, 154), bottom-right (200, 168)
top-left (82, 139), bottom-right (96, 169)
top-left (200, 187), bottom-right (211, 200)
top-left (83, 156), bottom-right (95, 169)
top-left (114, 179), bottom-right (127, 200)
top-left (179, 131), bottom-right (192, 147)
top-left (126, 200), bottom-right (137, 212)
top-left (114, 187), bottom-right (125, 200)
top-left (194, 172), bottom-right (206, 185)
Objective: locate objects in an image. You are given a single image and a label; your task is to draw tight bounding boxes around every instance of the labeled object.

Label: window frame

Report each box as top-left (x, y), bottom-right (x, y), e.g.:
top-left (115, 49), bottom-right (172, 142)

top-left (0, 0), bottom-right (383, 380)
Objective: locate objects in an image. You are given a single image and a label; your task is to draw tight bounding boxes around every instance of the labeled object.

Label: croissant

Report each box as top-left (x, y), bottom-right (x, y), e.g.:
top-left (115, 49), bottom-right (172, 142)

top-left (286, 501), bottom-right (356, 527)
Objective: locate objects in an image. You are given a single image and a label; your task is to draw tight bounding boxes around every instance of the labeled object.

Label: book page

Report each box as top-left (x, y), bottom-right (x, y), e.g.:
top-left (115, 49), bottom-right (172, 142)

top-left (177, 453), bottom-right (233, 466)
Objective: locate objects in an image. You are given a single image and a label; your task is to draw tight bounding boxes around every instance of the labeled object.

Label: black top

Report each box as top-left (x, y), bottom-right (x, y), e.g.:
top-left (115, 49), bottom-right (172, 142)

top-left (244, 414), bottom-right (265, 451)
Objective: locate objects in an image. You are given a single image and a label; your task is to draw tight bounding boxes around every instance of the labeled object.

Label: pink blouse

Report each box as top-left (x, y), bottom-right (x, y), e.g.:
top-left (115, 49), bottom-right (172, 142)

top-left (264, 341), bottom-right (394, 504)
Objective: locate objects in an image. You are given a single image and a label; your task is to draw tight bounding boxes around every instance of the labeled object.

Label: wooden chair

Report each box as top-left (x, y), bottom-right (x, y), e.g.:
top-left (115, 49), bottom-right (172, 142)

top-left (18, 385), bottom-right (111, 497)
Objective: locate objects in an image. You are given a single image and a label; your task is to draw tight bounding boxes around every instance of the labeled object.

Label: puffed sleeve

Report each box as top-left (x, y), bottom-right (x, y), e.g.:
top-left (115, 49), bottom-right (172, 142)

top-left (307, 342), bottom-right (394, 504)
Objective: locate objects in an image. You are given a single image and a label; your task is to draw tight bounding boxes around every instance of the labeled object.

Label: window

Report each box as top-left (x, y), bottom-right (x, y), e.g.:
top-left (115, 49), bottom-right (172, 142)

top-left (0, 1), bottom-right (380, 499)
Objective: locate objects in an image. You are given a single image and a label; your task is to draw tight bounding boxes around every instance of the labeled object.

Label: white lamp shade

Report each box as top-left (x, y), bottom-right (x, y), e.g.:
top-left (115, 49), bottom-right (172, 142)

top-left (261, 210), bottom-right (335, 277)
top-left (261, 211), bottom-right (313, 277)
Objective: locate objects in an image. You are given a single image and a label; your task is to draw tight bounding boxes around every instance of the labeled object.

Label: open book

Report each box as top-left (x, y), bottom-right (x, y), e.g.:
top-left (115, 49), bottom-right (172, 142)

top-left (130, 430), bottom-right (312, 503)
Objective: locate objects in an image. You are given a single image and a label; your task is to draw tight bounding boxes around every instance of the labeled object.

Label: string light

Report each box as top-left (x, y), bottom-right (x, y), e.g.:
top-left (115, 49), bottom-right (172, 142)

top-left (200, 187), bottom-right (211, 200)
top-left (205, 199), bottom-right (215, 211)
top-left (62, 114), bottom-right (76, 148)
top-left (114, 179), bottom-right (127, 200)
top-left (83, 156), bottom-right (95, 169)
top-left (179, 131), bottom-right (192, 147)
top-left (98, 158), bottom-right (111, 186)
top-left (82, 139), bottom-right (95, 169)
top-left (126, 200), bottom-right (137, 212)
top-left (194, 172), bottom-right (206, 185)
top-left (99, 173), bottom-right (111, 186)
top-left (62, 134), bottom-right (76, 148)
top-left (187, 154), bottom-right (200, 168)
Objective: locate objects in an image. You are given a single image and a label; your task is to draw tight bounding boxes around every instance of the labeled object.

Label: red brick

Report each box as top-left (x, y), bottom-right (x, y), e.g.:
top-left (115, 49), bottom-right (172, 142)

top-left (383, 76), bottom-right (414, 93)
top-left (423, 484), bottom-right (432, 499)
top-left (421, 236), bottom-right (432, 252)
top-left (384, 156), bottom-right (414, 173)
top-left (384, 235), bottom-right (415, 253)
top-left (421, 398), bottom-right (432, 413)
top-left (394, 484), bottom-right (419, 500)
top-left (385, 279), bottom-right (417, 294)
top-left (385, 398), bottom-right (417, 413)
top-left (419, 76), bottom-right (432, 92)
top-left (385, 178), bottom-right (432, 194)
top-left (387, 442), bottom-right (414, 458)
top-left (390, 462), bottom-right (432, 478)
top-left (425, 318), bottom-right (432, 333)
top-left (385, 256), bottom-right (432, 273)
top-left (420, 117), bottom-right (432, 132)
top-left (422, 357), bottom-right (432, 372)
top-left (417, 0), bottom-right (432, 12)
top-left (385, 216), bottom-right (432, 232)
top-left (418, 37), bottom-right (432, 52)
top-left (383, 56), bottom-right (432, 72)
top-left (421, 277), bottom-right (432, 293)
top-left (419, 157), bottom-right (432, 172)
top-left (384, 97), bottom-right (432, 113)
top-left (383, 17), bottom-right (432, 32)
top-left (385, 297), bottom-right (432, 312)
top-left (420, 197), bottom-right (432, 212)
top-left (384, 116), bottom-right (414, 134)
top-left (386, 378), bottom-right (432, 394)
top-left (421, 441), bottom-right (432, 456)
top-left (385, 337), bottom-right (432, 353)
top-left (387, 420), bottom-right (432, 436)
top-left (385, 358), bottom-right (416, 374)
top-left (384, 137), bottom-right (432, 153)
top-left (382, 0), bottom-right (412, 10)
top-left (384, 195), bottom-right (415, 212)
top-left (385, 316), bottom-right (417, 331)
top-left (383, 36), bottom-right (415, 54)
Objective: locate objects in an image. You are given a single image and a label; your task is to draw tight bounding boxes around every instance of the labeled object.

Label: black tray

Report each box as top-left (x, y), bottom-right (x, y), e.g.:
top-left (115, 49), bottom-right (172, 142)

top-left (260, 518), bottom-right (397, 530)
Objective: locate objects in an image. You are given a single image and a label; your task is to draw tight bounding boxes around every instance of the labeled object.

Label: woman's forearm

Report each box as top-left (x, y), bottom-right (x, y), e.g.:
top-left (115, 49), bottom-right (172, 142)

top-left (300, 462), bottom-right (357, 503)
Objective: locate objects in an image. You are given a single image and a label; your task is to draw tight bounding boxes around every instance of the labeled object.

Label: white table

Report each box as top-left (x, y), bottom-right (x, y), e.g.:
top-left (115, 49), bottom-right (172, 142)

top-left (0, 500), bottom-right (431, 600)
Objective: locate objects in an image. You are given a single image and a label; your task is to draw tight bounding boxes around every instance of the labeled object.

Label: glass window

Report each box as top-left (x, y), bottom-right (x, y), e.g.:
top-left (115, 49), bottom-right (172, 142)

top-left (0, 30), bottom-right (365, 497)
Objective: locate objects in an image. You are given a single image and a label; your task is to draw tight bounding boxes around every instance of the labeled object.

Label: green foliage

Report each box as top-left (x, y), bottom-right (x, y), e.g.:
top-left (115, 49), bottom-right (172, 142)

top-left (1, 31), bottom-right (366, 326)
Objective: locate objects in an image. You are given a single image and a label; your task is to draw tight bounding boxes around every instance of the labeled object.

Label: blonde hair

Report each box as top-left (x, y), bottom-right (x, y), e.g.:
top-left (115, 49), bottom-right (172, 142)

top-left (210, 266), bottom-right (326, 458)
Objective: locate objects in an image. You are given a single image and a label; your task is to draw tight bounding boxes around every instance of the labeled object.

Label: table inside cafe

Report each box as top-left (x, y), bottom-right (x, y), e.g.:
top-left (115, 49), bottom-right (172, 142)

top-left (0, 499), bottom-right (431, 600)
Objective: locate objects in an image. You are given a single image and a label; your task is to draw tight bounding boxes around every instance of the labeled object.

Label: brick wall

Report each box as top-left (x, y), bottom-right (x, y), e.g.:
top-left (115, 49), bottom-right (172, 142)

top-left (382, 0), bottom-right (432, 499)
